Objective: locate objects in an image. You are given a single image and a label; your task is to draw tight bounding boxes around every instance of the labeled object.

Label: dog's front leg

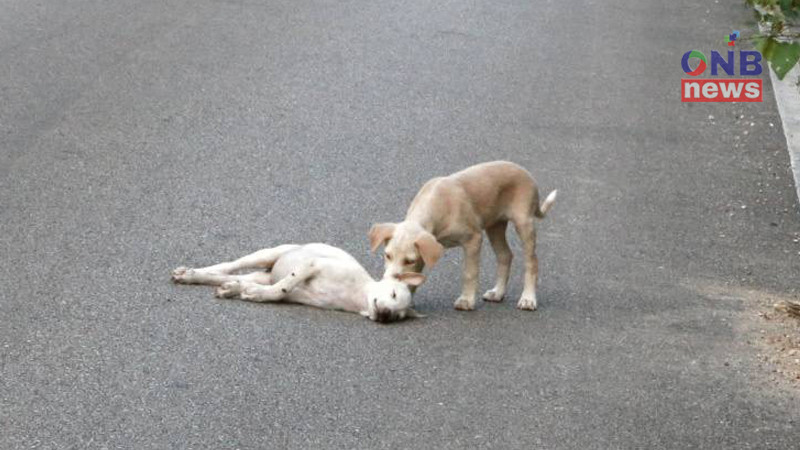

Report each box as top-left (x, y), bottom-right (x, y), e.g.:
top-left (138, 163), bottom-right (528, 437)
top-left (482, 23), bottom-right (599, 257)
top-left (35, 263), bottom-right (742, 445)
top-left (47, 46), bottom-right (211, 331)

top-left (453, 233), bottom-right (482, 311)
top-left (212, 272), bottom-right (275, 298)
top-left (239, 261), bottom-right (318, 303)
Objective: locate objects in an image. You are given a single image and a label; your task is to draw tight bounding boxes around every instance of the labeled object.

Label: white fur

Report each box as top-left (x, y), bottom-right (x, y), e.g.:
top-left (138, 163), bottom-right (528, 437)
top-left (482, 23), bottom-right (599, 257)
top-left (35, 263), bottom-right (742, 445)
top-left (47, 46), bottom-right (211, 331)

top-left (172, 243), bottom-right (425, 322)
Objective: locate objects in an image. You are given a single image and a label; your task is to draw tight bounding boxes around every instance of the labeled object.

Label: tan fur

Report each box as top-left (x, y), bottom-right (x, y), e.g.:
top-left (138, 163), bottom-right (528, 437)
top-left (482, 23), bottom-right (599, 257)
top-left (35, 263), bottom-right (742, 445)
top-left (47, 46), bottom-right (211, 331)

top-left (370, 161), bottom-right (556, 311)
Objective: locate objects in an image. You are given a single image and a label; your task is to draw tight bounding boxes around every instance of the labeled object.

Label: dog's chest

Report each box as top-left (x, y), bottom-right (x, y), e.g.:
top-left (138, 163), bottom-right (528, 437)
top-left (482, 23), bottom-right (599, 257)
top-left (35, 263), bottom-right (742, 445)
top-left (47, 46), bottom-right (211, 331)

top-left (288, 273), bottom-right (365, 312)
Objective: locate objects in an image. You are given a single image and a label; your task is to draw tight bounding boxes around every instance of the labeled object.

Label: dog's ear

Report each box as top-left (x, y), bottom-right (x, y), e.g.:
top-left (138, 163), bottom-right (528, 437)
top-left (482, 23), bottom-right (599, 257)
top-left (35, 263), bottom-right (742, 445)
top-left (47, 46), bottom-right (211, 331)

top-left (369, 223), bottom-right (396, 252)
top-left (396, 272), bottom-right (426, 287)
top-left (414, 232), bottom-right (444, 268)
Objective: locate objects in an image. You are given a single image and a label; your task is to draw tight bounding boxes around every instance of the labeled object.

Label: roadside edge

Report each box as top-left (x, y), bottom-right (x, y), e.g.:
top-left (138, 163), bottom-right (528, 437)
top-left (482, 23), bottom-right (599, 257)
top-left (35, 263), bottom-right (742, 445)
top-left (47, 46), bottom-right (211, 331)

top-left (768, 64), bottom-right (800, 203)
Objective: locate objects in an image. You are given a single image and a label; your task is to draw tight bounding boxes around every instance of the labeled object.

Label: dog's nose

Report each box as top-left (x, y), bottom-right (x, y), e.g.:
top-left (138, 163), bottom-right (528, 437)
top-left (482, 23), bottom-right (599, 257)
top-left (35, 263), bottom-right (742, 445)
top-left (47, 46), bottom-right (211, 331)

top-left (374, 308), bottom-right (397, 323)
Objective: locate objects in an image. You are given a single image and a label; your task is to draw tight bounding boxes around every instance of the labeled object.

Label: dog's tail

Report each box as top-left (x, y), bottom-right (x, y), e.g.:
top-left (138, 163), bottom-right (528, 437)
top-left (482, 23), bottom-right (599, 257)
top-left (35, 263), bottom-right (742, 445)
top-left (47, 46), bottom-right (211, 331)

top-left (534, 190), bottom-right (557, 219)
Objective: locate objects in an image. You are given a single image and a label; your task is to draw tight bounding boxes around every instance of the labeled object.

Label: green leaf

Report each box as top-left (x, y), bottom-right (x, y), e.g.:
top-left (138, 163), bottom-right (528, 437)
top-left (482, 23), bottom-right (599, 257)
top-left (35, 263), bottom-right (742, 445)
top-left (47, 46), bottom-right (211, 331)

top-left (755, 36), bottom-right (778, 61)
top-left (783, 5), bottom-right (800, 20)
top-left (769, 41), bottom-right (800, 79)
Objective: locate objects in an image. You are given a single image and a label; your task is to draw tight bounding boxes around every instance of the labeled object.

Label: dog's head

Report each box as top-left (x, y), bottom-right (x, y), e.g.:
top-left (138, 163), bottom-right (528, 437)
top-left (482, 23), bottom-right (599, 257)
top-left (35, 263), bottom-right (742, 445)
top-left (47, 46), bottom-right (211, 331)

top-left (361, 273), bottom-right (427, 323)
top-left (368, 221), bottom-right (444, 279)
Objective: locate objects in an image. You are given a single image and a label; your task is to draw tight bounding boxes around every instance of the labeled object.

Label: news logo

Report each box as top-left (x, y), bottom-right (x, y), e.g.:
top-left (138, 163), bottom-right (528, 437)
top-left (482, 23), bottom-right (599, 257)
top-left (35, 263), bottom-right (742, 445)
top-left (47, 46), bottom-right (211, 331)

top-left (681, 31), bottom-right (763, 102)
top-left (726, 30), bottom-right (740, 47)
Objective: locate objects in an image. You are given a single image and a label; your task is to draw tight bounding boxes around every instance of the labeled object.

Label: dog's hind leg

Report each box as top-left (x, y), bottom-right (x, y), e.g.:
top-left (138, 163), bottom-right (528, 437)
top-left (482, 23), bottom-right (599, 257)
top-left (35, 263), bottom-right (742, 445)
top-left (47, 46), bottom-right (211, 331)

top-left (171, 245), bottom-right (300, 285)
top-left (185, 271), bottom-right (273, 295)
top-left (483, 221), bottom-right (512, 303)
top-left (512, 217), bottom-right (539, 311)
top-left (511, 188), bottom-right (555, 310)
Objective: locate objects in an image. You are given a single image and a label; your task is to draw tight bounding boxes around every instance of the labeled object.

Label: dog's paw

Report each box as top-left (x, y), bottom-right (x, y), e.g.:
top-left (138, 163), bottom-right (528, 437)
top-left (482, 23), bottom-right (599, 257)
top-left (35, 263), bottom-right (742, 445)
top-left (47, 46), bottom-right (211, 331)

top-left (453, 296), bottom-right (476, 311)
top-left (516, 295), bottom-right (538, 311)
top-left (215, 281), bottom-right (242, 299)
top-left (171, 267), bottom-right (192, 283)
top-left (239, 285), bottom-right (262, 301)
top-left (239, 289), bottom-right (255, 301)
top-left (482, 289), bottom-right (505, 303)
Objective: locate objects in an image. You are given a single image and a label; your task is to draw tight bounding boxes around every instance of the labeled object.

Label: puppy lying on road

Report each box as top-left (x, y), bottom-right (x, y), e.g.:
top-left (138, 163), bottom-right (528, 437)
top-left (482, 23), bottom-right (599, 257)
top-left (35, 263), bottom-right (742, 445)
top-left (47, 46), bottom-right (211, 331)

top-left (171, 243), bottom-right (425, 323)
top-left (369, 161), bottom-right (556, 311)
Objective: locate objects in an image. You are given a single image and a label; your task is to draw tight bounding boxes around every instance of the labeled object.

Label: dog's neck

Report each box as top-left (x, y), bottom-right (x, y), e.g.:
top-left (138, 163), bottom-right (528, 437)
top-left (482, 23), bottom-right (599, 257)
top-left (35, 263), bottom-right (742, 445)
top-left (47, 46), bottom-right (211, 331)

top-left (354, 281), bottom-right (374, 312)
top-left (402, 214), bottom-right (438, 237)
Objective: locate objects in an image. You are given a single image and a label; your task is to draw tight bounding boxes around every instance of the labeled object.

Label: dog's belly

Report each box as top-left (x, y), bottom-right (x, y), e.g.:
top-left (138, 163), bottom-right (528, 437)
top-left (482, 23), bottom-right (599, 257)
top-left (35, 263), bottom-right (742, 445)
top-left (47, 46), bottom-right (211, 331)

top-left (437, 235), bottom-right (464, 248)
top-left (436, 228), bottom-right (479, 247)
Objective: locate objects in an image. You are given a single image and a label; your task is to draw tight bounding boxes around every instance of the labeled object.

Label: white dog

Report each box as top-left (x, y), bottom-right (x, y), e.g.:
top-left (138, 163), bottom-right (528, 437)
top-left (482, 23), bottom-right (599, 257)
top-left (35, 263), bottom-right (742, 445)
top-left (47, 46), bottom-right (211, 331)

top-left (171, 243), bottom-right (425, 323)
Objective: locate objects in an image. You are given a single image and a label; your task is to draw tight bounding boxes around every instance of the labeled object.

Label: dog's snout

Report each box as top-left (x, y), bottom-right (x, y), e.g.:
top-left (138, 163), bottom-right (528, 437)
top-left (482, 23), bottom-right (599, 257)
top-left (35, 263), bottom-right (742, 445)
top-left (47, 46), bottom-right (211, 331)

top-left (374, 307), bottom-right (399, 323)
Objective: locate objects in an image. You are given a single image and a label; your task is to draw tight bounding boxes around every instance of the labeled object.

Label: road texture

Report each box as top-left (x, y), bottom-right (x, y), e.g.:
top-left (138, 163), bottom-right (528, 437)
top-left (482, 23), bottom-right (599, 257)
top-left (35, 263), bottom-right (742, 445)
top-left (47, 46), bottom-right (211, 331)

top-left (2, 0), bottom-right (799, 448)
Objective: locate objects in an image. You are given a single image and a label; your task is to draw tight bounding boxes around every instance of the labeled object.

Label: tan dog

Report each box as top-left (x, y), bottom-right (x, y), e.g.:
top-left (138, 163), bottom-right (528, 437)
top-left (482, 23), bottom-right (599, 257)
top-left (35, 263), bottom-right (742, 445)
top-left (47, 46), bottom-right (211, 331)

top-left (369, 161), bottom-right (556, 311)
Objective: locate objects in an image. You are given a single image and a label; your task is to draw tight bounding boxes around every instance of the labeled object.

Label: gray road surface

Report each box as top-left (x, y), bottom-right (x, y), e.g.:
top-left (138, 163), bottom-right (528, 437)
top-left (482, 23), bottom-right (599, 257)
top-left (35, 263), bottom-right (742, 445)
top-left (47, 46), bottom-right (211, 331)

top-left (2, 0), bottom-right (799, 448)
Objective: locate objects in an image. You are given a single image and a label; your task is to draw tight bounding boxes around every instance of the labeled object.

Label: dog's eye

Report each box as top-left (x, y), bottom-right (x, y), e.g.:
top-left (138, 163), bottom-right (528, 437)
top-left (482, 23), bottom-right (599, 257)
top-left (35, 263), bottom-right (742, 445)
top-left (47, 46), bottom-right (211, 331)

top-left (404, 258), bottom-right (415, 265)
top-left (391, 291), bottom-right (396, 299)
top-left (385, 253), bottom-right (392, 261)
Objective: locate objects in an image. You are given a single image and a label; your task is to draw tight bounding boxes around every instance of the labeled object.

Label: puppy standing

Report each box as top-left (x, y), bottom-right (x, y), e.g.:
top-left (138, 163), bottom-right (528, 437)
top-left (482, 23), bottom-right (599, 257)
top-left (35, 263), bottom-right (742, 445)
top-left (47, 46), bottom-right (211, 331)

top-left (369, 161), bottom-right (556, 311)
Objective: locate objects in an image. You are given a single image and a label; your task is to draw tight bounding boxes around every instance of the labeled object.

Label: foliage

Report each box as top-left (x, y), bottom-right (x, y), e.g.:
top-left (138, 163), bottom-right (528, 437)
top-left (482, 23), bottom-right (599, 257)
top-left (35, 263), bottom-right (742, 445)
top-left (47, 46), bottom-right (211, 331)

top-left (747, 0), bottom-right (800, 79)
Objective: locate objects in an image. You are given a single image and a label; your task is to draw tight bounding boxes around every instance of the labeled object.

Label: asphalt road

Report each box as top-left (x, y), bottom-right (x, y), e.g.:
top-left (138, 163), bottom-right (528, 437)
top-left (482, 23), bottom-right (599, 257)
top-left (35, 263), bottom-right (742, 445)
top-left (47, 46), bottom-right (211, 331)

top-left (2, 0), bottom-right (800, 448)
